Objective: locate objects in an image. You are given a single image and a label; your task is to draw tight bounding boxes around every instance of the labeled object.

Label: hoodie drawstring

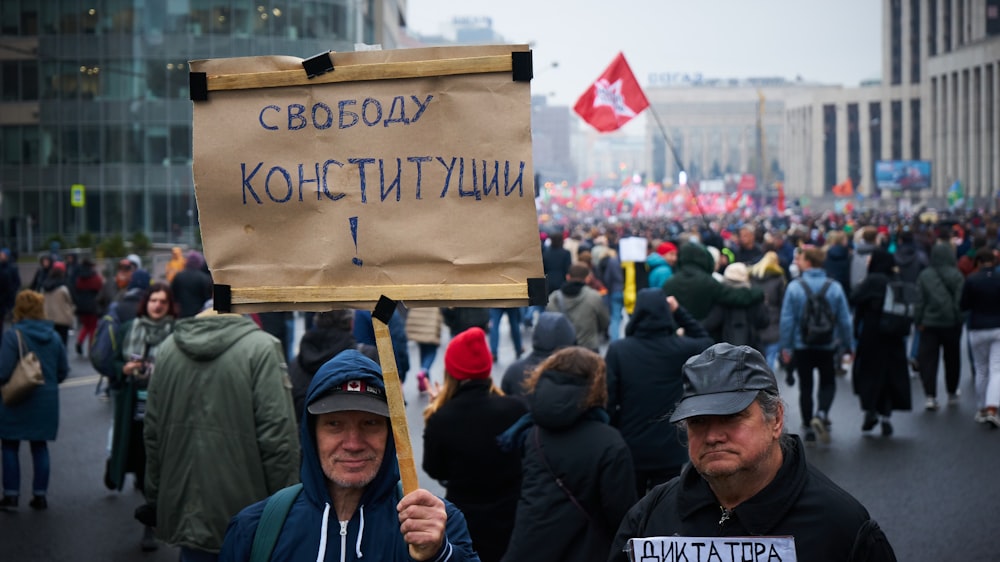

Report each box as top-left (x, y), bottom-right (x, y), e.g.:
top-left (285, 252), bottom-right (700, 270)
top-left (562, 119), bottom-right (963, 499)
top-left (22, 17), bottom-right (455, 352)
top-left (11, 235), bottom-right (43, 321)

top-left (355, 506), bottom-right (365, 558)
top-left (318, 503), bottom-right (366, 562)
top-left (317, 502), bottom-right (330, 562)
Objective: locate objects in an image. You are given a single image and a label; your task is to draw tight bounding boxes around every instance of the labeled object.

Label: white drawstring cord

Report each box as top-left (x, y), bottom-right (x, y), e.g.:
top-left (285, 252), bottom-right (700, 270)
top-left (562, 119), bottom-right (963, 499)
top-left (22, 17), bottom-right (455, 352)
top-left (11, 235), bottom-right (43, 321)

top-left (316, 502), bottom-right (330, 562)
top-left (355, 506), bottom-right (365, 558)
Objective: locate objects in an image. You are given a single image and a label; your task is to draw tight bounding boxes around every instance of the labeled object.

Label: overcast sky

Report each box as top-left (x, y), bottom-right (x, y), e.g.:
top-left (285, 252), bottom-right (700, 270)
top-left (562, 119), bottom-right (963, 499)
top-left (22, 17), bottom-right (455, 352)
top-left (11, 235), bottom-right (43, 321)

top-left (406, 0), bottom-right (883, 108)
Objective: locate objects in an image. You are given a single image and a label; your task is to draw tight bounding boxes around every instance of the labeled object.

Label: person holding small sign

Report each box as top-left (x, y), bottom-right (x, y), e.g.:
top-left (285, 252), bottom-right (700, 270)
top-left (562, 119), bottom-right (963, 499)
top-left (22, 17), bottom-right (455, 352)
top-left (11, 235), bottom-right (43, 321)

top-left (219, 350), bottom-right (480, 562)
top-left (608, 343), bottom-right (897, 562)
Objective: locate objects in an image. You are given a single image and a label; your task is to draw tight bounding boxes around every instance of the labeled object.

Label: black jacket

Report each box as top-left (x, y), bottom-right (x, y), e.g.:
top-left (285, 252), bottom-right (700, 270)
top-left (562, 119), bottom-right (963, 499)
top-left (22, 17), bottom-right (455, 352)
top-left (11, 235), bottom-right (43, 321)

top-left (849, 270), bottom-right (912, 413)
top-left (609, 435), bottom-right (897, 562)
top-left (605, 288), bottom-right (713, 472)
top-left (824, 243), bottom-right (852, 292)
top-left (288, 326), bottom-right (356, 422)
top-left (960, 267), bottom-right (1000, 330)
top-left (500, 311), bottom-right (576, 400)
top-left (894, 243), bottom-right (928, 284)
top-left (423, 380), bottom-right (527, 562)
top-left (501, 371), bottom-right (637, 562)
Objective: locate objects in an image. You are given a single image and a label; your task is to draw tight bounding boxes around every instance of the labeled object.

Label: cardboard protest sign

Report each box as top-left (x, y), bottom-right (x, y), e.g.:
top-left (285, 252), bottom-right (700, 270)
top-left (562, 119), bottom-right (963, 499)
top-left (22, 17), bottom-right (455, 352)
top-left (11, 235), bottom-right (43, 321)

top-left (190, 45), bottom-right (543, 312)
top-left (627, 536), bottom-right (796, 562)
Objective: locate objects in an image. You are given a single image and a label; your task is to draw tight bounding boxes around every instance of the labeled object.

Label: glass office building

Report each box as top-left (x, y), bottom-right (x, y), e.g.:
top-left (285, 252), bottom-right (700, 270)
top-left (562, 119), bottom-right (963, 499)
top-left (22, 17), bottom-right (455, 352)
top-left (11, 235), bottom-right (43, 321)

top-left (1, 0), bottom-right (404, 253)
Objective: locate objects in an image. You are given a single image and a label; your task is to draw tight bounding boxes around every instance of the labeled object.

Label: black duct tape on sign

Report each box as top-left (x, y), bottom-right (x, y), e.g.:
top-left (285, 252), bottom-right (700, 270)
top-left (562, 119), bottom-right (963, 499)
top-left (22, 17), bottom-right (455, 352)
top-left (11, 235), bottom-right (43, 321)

top-left (302, 51), bottom-right (334, 79)
top-left (527, 278), bottom-right (547, 306)
top-left (512, 51), bottom-right (533, 82)
top-left (373, 295), bottom-right (397, 324)
top-left (213, 284), bottom-right (232, 312)
top-left (189, 72), bottom-right (208, 101)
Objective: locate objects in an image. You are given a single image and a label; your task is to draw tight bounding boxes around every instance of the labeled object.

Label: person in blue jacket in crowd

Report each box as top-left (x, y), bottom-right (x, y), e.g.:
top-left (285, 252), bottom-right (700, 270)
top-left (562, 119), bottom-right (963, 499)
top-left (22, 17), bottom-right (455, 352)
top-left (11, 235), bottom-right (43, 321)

top-left (353, 309), bottom-right (410, 384)
top-left (219, 349), bottom-right (480, 562)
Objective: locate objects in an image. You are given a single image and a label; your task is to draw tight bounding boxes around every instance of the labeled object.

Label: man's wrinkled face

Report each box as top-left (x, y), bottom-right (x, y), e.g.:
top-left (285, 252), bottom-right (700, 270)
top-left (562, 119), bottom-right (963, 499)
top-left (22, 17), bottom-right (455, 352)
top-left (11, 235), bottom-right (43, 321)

top-left (685, 400), bottom-right (782, 481)
top-left (316, 410), bottom-right (388, 489)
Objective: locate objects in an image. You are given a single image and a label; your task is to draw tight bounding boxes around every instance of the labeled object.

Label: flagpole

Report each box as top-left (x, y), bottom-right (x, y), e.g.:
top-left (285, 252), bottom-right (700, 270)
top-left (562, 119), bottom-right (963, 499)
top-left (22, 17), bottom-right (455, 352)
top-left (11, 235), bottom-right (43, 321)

top-left (646, 104), bottom-right (711, 228)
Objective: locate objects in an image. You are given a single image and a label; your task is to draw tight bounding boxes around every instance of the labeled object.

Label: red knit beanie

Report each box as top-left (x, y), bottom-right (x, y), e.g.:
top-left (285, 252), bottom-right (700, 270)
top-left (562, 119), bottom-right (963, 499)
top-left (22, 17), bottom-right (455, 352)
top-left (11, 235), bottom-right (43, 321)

top-left (445, 327), bottom-right (492, 380)
top-left (656, 242), bottom-right (677, 256)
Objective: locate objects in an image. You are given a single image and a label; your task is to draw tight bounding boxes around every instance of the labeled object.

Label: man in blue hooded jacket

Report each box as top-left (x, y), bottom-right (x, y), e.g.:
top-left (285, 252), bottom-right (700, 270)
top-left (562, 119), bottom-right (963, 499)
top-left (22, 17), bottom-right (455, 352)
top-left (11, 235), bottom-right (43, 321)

top-left (219, 349), bottom-right (479, 562)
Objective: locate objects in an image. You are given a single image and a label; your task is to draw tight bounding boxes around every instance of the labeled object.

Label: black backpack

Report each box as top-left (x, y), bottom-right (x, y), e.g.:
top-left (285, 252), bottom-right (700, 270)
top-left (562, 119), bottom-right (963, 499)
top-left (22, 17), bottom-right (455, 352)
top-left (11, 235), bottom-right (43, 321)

top-left (799, 279), bottom-right (836, 346)
top-left (879, 279), bottom-right (918, 337)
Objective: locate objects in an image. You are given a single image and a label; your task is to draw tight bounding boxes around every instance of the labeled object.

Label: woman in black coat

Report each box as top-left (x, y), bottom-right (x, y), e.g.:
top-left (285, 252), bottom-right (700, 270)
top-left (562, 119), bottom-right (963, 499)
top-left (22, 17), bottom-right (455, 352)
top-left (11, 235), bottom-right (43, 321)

top-left (498, 346), bottom-right (637, 562)
top-left (849, 248), bottom-right (912, 435)
top-left (422, 327), bottom-right (527, 562)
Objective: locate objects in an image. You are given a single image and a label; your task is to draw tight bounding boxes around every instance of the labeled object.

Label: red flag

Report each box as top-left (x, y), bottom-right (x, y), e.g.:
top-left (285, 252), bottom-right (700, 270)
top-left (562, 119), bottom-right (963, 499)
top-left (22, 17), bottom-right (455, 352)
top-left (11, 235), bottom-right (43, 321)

top-left (574, 52), bottom-right (649, 132)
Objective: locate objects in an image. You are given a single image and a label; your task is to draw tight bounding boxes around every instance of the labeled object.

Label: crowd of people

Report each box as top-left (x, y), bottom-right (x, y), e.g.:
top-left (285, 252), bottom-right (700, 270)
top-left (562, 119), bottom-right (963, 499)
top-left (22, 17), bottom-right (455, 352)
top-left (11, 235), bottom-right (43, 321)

top-left (0, 206), bottom-right (998, 560)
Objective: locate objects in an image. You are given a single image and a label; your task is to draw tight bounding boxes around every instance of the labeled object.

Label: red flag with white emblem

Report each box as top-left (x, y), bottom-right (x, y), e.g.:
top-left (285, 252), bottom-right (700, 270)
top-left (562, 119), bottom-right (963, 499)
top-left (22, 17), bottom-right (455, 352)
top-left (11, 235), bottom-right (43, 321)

top-left (574, 52), bottom-right (650, 132)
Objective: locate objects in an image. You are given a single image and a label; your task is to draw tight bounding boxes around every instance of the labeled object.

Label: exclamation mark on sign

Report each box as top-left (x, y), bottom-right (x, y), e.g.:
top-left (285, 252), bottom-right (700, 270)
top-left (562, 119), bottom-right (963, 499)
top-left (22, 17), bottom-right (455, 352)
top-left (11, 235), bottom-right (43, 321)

top-left (350, 216), bottom-right (363, 267)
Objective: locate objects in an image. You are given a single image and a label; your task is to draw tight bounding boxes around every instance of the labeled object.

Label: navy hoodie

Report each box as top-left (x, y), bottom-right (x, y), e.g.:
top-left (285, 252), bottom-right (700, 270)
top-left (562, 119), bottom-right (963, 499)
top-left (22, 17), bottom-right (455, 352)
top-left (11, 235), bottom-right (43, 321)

top-left (220, 350), bottom-right (479, 562)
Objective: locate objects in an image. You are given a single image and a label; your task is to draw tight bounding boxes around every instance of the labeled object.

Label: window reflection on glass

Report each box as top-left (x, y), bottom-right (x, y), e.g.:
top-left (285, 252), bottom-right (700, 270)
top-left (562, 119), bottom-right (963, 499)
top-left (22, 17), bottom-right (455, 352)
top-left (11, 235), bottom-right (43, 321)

top-left (81, 126), bottom-right (101, 164)
top-left (169, 125), bottom-right (191, 163)
top-left (1, 62), bottom-right (17, 101)
top-left (2, 127), bottom-right (21, 165)
top-left (23, 127), bottom-right (41, 165)
top-left (80, 63), bottom-right (101, 99)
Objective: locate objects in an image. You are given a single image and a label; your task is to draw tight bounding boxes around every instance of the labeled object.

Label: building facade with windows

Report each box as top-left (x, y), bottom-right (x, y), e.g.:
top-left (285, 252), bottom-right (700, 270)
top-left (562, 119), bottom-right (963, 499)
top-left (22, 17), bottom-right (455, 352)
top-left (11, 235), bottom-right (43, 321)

top-left (783, 0), bottom-right (1000, 205)
top-left (0, 0), bottom-right (405, 253)
top-left (642, 79), bottom-right (842, 192)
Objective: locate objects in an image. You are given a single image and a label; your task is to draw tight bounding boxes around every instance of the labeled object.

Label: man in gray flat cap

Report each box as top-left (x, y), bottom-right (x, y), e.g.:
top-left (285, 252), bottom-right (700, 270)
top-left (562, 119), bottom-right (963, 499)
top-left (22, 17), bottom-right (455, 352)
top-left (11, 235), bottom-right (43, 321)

top-left (608, 343), bottom-right (897, 562)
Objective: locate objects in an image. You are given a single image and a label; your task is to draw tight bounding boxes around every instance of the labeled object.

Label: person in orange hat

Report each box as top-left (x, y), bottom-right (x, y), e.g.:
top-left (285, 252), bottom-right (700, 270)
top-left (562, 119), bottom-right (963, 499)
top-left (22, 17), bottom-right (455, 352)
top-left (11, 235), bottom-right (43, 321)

top-left (422, 327), bottom-right (526, 562)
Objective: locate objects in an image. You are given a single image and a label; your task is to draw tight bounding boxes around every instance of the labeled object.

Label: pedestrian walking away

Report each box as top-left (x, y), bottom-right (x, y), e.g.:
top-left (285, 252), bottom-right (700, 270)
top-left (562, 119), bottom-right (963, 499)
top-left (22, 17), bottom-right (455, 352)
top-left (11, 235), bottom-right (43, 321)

top-left (915, 240), bottom-right (965, 411)
top-left (139, 307), bottom-right (300, 560)
top-left (849, 248), bottom-right (913, 436)
top-left (500, 311), bottom-right (576, 401)
top-left (605, 289), bottom-right (713, 496)
top-left (422, 327), bottom-right (527, 562)
top-left (404, 306), bottom-right (443, 394)
top-left (546, 262), bottom-right (609, 353)
top-left (780, 245), bottom-right (854, 445)
top-left (499, 346), bottom-right (637, 562)
top-left (0, 290), bottom-right (69, 511)
top-left (72, 258), bottom-right (104, 355)
top-left (960, 249), bottom-right (1000, 428)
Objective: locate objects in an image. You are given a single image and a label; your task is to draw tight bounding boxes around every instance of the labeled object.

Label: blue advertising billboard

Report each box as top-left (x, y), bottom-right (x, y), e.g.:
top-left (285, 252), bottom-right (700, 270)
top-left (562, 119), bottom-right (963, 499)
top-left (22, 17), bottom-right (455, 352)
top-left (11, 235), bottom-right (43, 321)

top-left (875, 160), bottom-right (932, 190)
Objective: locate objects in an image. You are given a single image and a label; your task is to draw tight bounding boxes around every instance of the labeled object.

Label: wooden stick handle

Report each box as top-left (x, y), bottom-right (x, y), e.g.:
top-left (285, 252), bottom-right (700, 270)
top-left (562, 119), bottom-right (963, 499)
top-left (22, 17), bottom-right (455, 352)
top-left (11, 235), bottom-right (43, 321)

top-left (373, 320), bottom-right (419, 495)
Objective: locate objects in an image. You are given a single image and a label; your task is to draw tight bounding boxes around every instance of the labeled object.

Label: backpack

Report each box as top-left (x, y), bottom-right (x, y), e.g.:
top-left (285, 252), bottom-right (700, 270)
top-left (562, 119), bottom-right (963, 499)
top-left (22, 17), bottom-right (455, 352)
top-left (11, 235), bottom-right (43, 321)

top-left (799, 279), bottom-right (835, 346)
top-left (89, 308), bottom-right (121, 377)
top-left (250, 483), bottom-right (303, 562)
top-left (879, 279), bottom-right (918, 337)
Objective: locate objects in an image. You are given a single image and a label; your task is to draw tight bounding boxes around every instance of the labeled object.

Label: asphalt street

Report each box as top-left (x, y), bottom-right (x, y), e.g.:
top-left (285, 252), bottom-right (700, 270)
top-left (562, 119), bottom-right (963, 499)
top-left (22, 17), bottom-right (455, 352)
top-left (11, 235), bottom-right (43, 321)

top-left (1, 314), bottom-right (998, 561)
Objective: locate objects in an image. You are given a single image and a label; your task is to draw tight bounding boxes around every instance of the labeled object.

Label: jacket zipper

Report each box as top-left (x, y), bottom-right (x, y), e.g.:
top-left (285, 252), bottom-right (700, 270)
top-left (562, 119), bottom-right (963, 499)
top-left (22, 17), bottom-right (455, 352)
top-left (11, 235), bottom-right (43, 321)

top-left (339, 520), bottom-right (348, 562)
